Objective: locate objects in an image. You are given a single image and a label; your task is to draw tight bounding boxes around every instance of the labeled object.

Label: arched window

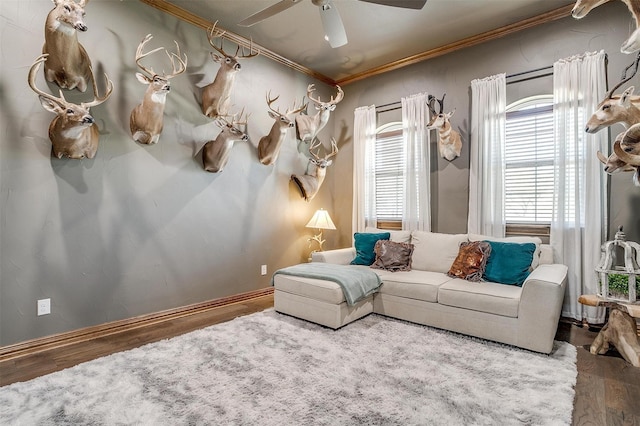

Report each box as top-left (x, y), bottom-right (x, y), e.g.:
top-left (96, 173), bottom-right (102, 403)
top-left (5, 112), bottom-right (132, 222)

top-left (504, 95), bottom-right (554, 233)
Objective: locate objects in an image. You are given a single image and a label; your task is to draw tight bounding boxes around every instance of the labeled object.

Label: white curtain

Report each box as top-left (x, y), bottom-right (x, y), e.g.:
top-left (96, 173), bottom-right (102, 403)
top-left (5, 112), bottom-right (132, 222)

top-left (352, 105), bottom-right (377, 234)
top-left (401, 93), bottom-right (431, 231)
top-left (468, 73), bottom-right (507, 237)
top-left (552, 50), bottom-right (607, 323)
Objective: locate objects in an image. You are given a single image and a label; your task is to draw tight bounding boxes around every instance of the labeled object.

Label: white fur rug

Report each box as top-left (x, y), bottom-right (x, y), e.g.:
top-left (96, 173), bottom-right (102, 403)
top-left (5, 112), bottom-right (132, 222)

top-left (0, 310), bottom-right (577, 425)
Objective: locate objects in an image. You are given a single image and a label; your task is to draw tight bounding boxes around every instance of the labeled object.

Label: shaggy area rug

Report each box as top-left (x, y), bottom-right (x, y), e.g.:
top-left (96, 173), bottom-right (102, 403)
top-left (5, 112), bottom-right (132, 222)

top-left (0, 310), bottom-right (577, 425)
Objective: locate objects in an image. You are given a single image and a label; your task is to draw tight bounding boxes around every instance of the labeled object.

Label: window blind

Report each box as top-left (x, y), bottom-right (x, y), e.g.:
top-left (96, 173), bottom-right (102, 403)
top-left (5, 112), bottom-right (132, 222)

top-left (375, 129), bottom-right (404, 221)
top-left (504, 102), bottom-right (554, 223)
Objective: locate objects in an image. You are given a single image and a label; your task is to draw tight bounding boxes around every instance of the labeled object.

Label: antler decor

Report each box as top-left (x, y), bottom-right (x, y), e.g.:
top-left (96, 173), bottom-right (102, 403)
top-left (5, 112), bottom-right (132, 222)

top-left (201, 22), bottom-right (259, 119)
top-left (291, 138), bottom-right (338, 201)
top-left (427, 94), bottom-right (462, 161)
top-left (572, 0), bottom-right (640, 53)
top-left (130, 34), bottom-right (187, 145)
top-left (28, 54), bottom-right (113, 159)
top-left (258, 92), bottom-right (307, 165)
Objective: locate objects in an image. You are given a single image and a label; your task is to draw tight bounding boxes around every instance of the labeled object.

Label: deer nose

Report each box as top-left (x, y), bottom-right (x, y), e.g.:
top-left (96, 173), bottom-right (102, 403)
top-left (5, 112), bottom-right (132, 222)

top-left (234, 63), bottom-right (241, 70)
top-left (241, 134), bottom-right (249, 141)
top-left (75, 23), bottom-right (88, 32)
top-left (82, 116), bottom-right (94, 124)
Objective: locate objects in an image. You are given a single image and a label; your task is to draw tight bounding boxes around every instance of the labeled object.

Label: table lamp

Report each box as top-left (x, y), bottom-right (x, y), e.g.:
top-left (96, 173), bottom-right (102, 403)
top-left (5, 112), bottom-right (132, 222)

top-left (305, 209), bottom-right (336, 255)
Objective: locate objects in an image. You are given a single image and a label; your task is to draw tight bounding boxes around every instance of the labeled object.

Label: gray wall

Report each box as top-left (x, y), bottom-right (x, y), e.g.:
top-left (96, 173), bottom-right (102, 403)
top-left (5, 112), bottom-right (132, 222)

top-left (329, 1), bottom-right (639, 249)
top-left (0, 0), bottom-right (337, 345)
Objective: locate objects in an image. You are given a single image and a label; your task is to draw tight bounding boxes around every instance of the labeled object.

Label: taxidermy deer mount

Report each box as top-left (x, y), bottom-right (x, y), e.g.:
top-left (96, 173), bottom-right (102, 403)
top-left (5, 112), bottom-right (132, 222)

top-left (257, 92), bottom-right (307, 166)
top-left (43, 0), bottom-right (93, 92)
top-left (295, 84), bottom-right (344, 143)
top-left (572, 0), bottom-right (640, 53)
top-left (201, 22), bottom-right (259, 119)
top-left (202, 110), bottom-right (249, 173)
top-left (427, 94), bottom-right (462, 161)
top-left (612, 123), bottom-right (640, 185)
top-left (29, 54), bottom-right (113, 159)
top-left (130, 34), bottom-right (187, 145)
top-left (291, 138), bottom-right (338, 201)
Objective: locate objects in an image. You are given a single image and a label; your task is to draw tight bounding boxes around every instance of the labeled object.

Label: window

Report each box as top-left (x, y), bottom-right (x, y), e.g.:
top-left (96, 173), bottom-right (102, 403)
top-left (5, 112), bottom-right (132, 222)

top-left (372, 122), bottom-right (403, 229)
top-left (504, 96), bottom-right (554, 229)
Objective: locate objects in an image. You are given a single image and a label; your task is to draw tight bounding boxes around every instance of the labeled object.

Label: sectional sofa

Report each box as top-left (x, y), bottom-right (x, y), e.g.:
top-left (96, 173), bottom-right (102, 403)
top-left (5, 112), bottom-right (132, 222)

top-left (273, 229), bottom-right (568, 354)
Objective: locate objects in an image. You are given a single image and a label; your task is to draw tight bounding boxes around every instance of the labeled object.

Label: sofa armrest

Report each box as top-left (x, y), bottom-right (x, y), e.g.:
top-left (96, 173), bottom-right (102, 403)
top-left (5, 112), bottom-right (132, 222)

top-left (311, 248), bottom-right (356, 265)
top-left (517, 264), bottom-right (568, 353)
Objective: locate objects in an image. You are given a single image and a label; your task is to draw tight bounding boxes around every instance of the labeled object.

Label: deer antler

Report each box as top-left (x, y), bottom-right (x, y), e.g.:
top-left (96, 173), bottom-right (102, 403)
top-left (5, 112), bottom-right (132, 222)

top-left (309, 138), bottom-right (338, 161)
top-left (235, 37), bottom-right (259, 59)
top-left (326, 138), bottom-right (339, 160)
top-left (28, 54), bottom-right (66, 106)
top-left (607, 51), bottom-right (640, 99)
top-left (266, 91), bottom-right (281, 115)
top-left (207, 21), bottom-right (229, 57)
top-left (287, 98), bottom-right (308, 116)
top-left (81, 63), bottom-right (113, 108)
top-left (306, 84), bottom-right (343, 106)
top-left (164, 40), bottom-right (188, 79)
top-left (427, 95), bottom-right (437, 116)
top-left (135, 34), bottom-right (164, 77)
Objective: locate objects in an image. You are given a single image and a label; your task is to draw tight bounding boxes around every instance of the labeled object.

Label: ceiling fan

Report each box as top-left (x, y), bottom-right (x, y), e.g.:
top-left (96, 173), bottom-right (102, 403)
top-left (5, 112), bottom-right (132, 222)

top-left (238, 0), bottom-right (427, 48)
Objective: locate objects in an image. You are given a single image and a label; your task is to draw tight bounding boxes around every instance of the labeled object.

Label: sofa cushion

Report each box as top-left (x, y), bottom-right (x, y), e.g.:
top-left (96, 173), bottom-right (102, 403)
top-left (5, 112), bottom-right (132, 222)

top-left (365, 226), bottom-right (412, 243)
top-left (483, 241), bottom-right (536, 286)
top-left (447, 241), bottom-right (492, 282)
top-left (438, 278), bottom-right (522, 317)
top-left (468, 233), bottom-right (542, 270)
top-left (377, 270), bottom-right (452, 302)
top-left (273, 274), bottom-right (346, 304)
top-left (351, 232), bottom-right (390, 266)
top-left (371, 240), bottom-right (414, 272)
top-left (411, 231), bottom-right (468, 273)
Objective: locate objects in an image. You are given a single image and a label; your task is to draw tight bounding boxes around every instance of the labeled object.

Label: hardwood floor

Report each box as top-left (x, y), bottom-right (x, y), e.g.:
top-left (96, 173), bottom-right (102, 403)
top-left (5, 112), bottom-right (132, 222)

top-left (1, 295), bottom-right (638, 425)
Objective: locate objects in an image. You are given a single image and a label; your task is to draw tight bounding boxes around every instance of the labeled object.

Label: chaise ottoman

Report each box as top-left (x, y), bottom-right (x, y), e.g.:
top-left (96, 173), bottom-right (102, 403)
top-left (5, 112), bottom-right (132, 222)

top-left (273, 274), bottom-right (374, 329)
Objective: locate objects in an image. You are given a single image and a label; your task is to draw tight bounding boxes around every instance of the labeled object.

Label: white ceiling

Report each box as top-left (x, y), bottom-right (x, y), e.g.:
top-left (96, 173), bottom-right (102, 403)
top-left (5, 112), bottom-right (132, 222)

top-left (165, 0), bottom-right (576, 83)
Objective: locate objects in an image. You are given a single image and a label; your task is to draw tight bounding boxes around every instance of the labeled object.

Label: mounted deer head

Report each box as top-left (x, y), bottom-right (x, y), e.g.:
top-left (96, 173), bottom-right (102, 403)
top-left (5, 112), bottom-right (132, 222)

top-left (201, 22), bottom-right (259, 119)
top-left (202, 109), bottom-right (249, 173)
top-left (586, 86), bottom-right (640, 133)
top-left (295, 84), bottom-right (344, 142)
top-left (29, 54), bottom-right (113, 159)
top-left (572, 0), bottom-right (640, 53)
top-left (257, 92), bottom-right (307, 166)
top-left (427, 94), bottom-right (462, 161)
top-left (42, 0), bottom-right (93, 91)
top-left (130, 34), bottom-right (187, 145)
top-left (291, 138), bottom-right (338, 201)
top-left (597, 132), bottom-right (635, 174)
top-left (612, 124), bottom-right (640, 185)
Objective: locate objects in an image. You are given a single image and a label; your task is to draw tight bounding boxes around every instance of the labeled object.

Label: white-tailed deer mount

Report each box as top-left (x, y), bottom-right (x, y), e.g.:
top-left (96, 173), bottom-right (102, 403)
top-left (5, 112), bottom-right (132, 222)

top-left (42, 0), bottom-right (93, 92)
top-left (572, 0), bottom-right (640, 53)
top-left (291, 138), bottom-right (338, 201)
top-left (612, 123), bottom-right (640, 185)
top-left (29, 54), bottom-right (113, 159)
top-left (295, 84), bottom-right (343, 142)
top-left (202, 110), bottom-right (249, 173)
top-left (427, 94), bottom-right (462, 161)
top-left (130, 34), bottom-right (187, 145)
top-left (201, 23), bottom-right (259, 119)
top-left (257, 92), bottom-right (307, 166)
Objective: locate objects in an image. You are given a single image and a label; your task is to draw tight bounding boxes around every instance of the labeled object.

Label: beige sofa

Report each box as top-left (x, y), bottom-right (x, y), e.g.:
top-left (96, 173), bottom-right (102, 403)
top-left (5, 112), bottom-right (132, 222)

top-left (273, 230), bottom-right (568, 354)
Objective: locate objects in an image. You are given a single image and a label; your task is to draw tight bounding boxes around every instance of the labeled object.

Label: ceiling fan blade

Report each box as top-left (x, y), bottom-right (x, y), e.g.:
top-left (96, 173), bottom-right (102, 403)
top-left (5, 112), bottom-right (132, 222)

top-left (319, 0), bottom-right (347, 48)
top-left (358, 0), bottom-right (427, 10)
top-left (238, 0), bottom-right (303, 27)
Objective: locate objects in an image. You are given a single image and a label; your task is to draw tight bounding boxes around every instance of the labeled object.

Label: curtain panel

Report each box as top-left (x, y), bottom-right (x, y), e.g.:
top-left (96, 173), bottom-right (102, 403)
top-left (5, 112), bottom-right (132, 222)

top-left (352, 105), bottom-right (377, 234)
top-left (468, 73), bottom-right (507, 237)
top-left (552, 50), bottom-right (607, 323)
top-left (401, 92), bottom-right (431, 231)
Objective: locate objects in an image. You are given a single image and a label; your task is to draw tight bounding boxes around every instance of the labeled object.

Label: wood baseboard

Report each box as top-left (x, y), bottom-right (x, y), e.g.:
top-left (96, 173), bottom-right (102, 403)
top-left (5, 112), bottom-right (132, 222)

top-left (0, 287), bottom-right (274, 362)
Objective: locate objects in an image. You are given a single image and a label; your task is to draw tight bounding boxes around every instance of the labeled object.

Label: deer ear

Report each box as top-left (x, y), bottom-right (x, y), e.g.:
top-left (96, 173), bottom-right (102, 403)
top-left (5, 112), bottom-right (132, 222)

top-left (621, 86), bottom-right (635, 106)
top-left (39, 96), bottom-right (63, 114)
top-left (447, 109), bottom-right (456, 119)
top-left (267, 111), bottom-right (278, 119)
top-left (135, 73), bottom-right (152, 85)
top-left (210, 52), bottom-right (222, 63)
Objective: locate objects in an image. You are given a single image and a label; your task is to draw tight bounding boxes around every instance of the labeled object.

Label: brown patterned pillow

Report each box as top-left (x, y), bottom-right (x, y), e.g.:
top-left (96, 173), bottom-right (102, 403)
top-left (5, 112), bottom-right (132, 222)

top-left (371, 240), bottom-right (414, 272)
top-left (447, 241), bottom-right (492, 282)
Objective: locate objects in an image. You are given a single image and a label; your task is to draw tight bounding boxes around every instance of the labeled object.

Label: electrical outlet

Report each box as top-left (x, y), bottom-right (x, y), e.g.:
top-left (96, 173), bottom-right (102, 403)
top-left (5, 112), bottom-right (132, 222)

top-left (261, 265), bottom-right (267, 276)
top-left (37, 298), bottom-right (51, 316)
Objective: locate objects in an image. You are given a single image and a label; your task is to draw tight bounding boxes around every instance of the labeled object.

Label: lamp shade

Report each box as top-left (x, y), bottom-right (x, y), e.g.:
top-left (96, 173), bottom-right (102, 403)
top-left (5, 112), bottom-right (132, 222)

top-left (305, 209), bottom-right (336, 230)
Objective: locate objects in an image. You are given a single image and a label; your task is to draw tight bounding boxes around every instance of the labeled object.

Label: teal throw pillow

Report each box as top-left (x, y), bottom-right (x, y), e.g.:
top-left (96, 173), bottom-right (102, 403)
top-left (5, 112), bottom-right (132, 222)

top-left (351, 232), bottom-right (391, 266)
top-left (483, 241), bottom-right (536, 286)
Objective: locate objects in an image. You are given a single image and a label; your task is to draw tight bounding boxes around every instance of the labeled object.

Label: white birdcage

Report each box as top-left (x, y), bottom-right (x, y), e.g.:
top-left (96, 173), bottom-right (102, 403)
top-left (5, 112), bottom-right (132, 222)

top-left (595, 226), bottom-right (640, 303)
